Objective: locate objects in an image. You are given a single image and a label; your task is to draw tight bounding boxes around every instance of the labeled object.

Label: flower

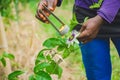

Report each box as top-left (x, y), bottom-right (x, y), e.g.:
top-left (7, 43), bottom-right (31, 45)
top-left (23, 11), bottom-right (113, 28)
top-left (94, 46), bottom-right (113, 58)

top-left (66, 30), bottom-right (80, 48)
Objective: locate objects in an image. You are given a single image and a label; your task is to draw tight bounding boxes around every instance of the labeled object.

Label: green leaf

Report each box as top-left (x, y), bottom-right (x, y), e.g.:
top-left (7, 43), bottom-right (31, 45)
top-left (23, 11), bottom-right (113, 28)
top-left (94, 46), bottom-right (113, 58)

top-left (46, 55), bottom-right (52, 61)
top-left (62, 49), bottom-right (70, 59)
top-left (70, 13), bottom-right (82, 31)
top-left (57, 45), bottom-right (65, 52)
top-left (34, 62), bottom-right (50, 73)
top-left (84, 17), bottom-right (89, 22)
top-left (0, 57), bottom-right (6, 67)
top-left (8, 70), bottom-right (24, 80)
top-left (43, 38), bottom-right (62, 49)
top-left (68, 43), bottom-right (80, 52)
top-left (69, 13), bottom-right (79, 31)
top-left (46, 60), bottom-right (63, 78)
top-left (35, 71), bottom-right (52, 80)
top-left (89, 3), bottom-right (100, 9)
top-left (58, 67), bottom-right (63, 78)
top-left (29, 74), bottom-right (35, 80)
top-left (3, 52), bottom-right (15, 60)
top-left (35, 49), bottom-right (49, 65)
top-left (0, 56), bottom-right (2, 60)
top-left (89, 0), bottom-right (103, 9)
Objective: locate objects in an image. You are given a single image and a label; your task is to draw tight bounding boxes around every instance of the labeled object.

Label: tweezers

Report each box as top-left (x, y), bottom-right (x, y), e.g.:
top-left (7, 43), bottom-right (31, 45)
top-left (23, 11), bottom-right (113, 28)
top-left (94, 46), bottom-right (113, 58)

top-left (39, 5), bottom-right (65, 35)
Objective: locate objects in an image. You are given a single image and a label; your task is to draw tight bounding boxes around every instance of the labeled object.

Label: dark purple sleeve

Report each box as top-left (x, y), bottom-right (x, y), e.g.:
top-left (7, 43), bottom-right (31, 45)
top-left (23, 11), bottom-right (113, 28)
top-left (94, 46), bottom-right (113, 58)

top-left (57, 0), bottom-right (62, 6)
top-left (97, 0), bottom-right (120, 23)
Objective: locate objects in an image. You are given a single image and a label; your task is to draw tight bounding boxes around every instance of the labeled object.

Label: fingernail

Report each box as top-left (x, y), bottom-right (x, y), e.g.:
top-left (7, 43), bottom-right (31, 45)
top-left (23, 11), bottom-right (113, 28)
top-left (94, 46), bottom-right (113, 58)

top-left (43, 17), bottom-right (46, 20)
top-left (40, 14), bottom-right (43, 18)
top-left (46, 21), bottom-right (49, 24)
top-left (48, 7), bottom-right (54, 11)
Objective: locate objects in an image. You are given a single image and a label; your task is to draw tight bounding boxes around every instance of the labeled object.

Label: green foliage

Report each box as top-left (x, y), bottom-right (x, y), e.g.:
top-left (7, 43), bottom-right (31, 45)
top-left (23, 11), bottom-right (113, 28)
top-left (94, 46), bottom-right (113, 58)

top-left (0, 52), bottom-right (15, 67)
top-left (46, 60), bottom-right (63, 78)
top-left (0, 52), bottom-right (24, 80)
top-left (69, 13), bottom-right (79, 31)
top-left (29, 75), bottom-right (35, 80)
top-left (0, 57), bottom-right (6, 67)
top-left (0, 0), bottom-right (13, 20)
top-left (33, 48), bottom-right (63, 79)
top-left (30, 36), bottom-right (80, 80)
top-left (0, 0), bottom-right (39, 24)
top-left (43, 38), bottom-right (62, 49)
top-left (90, 0), bottom-right (103, 9)
top-left (84, 17), bottom-right (89, 22)
top-left (34, 62), bottom-right (50, 73)
top-left (69, 13), bottom-right (89, 31)
top-left (3, 52), bottom-right (15, 60)
top-left (8, 70), bottom-right (24, 80)
top-left (30, 71), bottom-right (52, 80)
top-left (62, 49), bottom-right (70, 59)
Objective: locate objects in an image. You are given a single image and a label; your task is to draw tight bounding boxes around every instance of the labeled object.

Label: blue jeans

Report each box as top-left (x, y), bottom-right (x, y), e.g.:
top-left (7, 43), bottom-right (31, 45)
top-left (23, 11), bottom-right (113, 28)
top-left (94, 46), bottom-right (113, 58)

top-left (79, 38), bottom-right (120, 80)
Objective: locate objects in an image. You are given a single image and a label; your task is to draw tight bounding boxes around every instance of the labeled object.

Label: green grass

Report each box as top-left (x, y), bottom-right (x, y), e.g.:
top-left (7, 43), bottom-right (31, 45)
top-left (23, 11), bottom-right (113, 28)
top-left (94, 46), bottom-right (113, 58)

top-left (110, 42), bottom-right (120, 80)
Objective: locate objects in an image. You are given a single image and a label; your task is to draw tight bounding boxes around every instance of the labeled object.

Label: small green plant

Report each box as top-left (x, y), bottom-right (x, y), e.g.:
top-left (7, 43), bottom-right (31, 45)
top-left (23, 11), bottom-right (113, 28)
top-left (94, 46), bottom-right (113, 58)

top-left (0, 52), bottom-right (24, 80)
top-left (29, 36), bottom-right (80, 80)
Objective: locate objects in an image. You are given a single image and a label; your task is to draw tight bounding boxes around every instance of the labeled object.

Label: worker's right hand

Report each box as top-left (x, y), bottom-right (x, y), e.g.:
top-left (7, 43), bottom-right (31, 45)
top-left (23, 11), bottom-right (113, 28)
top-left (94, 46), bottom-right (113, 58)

top-left (36, 0), bottom-right (58, 23)
top-left (77, 15), bottom-right (104, 44)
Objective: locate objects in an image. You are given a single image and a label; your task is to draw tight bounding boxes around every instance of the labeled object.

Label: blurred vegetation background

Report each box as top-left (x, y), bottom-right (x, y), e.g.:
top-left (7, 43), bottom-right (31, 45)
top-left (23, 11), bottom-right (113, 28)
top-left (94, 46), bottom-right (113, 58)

top-left (0, 0), bottom-right (120, 80)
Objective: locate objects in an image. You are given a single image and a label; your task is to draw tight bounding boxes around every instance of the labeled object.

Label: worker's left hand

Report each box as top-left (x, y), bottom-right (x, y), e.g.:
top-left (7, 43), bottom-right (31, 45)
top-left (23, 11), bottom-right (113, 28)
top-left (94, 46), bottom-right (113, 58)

top-left (36, 0), bottom-right (58, 23)
top-left (77, 15), bottom-right (104, 44)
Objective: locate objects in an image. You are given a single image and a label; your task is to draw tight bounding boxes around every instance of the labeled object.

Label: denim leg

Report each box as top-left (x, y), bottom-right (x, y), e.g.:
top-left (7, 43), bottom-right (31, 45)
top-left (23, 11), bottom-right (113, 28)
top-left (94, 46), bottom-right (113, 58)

top-left (79, 38), bottom-right (112, 80)
top-left (111, 38), bottom-right (120, 56)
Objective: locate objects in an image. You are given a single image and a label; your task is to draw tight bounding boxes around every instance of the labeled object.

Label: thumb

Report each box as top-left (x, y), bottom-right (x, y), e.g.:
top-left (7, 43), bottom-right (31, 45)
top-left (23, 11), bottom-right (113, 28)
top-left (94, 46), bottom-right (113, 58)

top-left (80, 23), bottom-right (86, 33)
top-left (79, 30), bottom-right (88, 39)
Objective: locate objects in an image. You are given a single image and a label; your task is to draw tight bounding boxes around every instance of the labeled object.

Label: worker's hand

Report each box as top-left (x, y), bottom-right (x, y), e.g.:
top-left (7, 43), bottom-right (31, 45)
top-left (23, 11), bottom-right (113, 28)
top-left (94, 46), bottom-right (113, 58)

top-left (36, 0), bottom-right (58, 23)
top-left (77, 15), bottom-right (104, 43)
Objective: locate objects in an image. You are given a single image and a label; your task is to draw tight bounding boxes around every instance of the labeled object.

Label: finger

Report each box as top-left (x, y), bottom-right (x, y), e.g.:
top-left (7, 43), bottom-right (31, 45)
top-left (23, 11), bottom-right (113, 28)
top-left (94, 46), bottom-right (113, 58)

top-left (38, 1), bottom-right (47, 10)
top-left (37, 10), bottom-right (50, 23)
top-left (77, 30), bottom-right (91, 42)
top-left (78, 38), bottom-right (86, 43)
top-left (43, 10), bottom-right (50, 16)
top-left (36, 12), bottom-right (48, 23)
top-left (37, 10), bottom-right (44, 19)
top-left (48, 5), bottom-right (54, 11)
top-left (35, 14), bottom-right (46, 23)
top-left (36, 10), bottom-right (49, 23)
top-left (52, 0), bottom-right (58, 10)
top-left (82, 38), bottom-right (92, 44)
top-left (36, 15), bottom-right (49, 24)
top-left (80, 24), bottom-right (86, 33)
top-left (37, 1), bottom-right (48, 18)
top-left (79, 30), bottom-right (89, 39)
top-left (37, 10), bottom-right (47, 21)
top-left (39, 5), bottom-right (50, 17)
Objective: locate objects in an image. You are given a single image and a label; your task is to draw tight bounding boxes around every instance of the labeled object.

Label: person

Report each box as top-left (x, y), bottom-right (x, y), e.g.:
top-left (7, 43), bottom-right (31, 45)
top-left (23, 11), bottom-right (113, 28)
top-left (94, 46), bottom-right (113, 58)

top-left (36, 0), bottom-right (120, 80)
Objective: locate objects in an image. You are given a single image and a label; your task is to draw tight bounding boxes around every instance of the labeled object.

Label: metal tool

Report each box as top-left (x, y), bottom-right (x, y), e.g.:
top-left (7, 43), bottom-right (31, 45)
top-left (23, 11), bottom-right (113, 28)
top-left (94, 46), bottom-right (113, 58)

top-left (39, 5), bottom-right (69, 36)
